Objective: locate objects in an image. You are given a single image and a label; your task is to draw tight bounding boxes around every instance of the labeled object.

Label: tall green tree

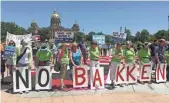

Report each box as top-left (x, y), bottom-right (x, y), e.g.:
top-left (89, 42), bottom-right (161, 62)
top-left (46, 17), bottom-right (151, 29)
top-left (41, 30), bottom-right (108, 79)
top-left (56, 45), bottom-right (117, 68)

top-left (37, 27), bottom-right (50, 41)
top-left (1, 21), bottom-right (26, 42)
top-left (125, 29), bottom-right (133, 41)
top-left (87, 31), bottom-right (96, 41)
top-left (140, 29), bottom-right (150, 42)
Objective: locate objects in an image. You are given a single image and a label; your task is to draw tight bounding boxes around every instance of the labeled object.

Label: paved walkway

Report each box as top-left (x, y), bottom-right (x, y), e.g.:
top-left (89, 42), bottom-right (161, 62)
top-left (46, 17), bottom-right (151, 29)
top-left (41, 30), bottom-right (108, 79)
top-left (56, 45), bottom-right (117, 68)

top-left (1, 91), bottom-right (169, 103)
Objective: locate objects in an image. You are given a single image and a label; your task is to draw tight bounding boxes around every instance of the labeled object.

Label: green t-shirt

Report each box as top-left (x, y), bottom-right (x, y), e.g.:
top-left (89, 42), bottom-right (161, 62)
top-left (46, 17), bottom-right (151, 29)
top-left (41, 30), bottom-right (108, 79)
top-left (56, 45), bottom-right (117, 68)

top-left (165, 50), bottom-right (169, 66)
top-left (138, 48), bottom-right (150, 63)
top-left (89, 47), bottom-right (99, 60)
top-left (123, 48), bottom-right (135, 63)
top-left (61, 49), bottom-right (69, 65)
top-left (111, 49), bottom-right (123, 62)
top-left (36, 49), bottom-right (52, 61)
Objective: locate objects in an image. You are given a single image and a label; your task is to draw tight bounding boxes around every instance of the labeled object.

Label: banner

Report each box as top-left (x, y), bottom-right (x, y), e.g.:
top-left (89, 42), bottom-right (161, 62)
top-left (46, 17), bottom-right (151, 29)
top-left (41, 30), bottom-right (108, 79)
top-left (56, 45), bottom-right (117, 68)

top-left (115, 64), bottom-right (137, 84)
top-left (92, 35), bottom-right (105, 45)
top-left (6, 32), bottom-right (32, 47)
top-left (156, 63), bottom-right (167, 83)
top-left (55, 31), bottom-right (74, 43)
top-left (139, 63), bottom-right (152, 82)
top-left (73, 66), bottom-right (88, 88)
top-left (13, 67), bottom-right (32, 92)
top-left (111, 32), bottom-right (126, 43)
top-left (4, 46), bottom-right (16, 57)
top-left (90, 67), bottom-right (104, 89)
top-left (35, 66), bottom-right (52, 90)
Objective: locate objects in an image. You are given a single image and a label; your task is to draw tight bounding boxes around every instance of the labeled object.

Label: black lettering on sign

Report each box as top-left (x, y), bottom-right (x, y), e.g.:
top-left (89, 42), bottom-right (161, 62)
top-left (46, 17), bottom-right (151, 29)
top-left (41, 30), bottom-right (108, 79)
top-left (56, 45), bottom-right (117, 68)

top-left (16, 69), bottom-right (29, 89)
top-left (38, 68), bottom-right (49, 87)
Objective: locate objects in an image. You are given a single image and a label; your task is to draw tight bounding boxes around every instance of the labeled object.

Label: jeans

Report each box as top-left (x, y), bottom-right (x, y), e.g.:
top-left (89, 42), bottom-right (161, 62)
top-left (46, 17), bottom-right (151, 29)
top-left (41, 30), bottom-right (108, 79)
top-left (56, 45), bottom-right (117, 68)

top-left (167, 66), bottom-right (169, 80)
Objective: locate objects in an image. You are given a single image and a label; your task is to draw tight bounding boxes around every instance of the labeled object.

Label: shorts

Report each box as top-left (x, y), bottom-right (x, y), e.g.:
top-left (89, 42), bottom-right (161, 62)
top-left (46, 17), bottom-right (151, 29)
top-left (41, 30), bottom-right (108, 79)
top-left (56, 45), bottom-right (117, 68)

top-left (60, 64), bottom-right (68, 79)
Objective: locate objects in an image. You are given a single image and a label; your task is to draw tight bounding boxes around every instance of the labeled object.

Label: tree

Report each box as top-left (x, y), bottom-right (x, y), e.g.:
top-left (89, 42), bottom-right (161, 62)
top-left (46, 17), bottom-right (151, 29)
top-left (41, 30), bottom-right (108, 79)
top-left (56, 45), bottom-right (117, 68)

top-left (37, 27), bottom-right (50, 41)
top-left (1, 21), bottom-right (27, 42)
top-left (134, 31), bottom-right (141, 41)
top-left (125, 29), bottom-right (133, 41)
top-left (105, 35), bottom-right (111, 44)
top-left (140, 29), bottom-right (150, 42)
top-left (87, 31), bottom-right (96, 41)
top-left (74, 32), bottom-right (85, 42)
top-left (154, 30), bottom-right (168, 40)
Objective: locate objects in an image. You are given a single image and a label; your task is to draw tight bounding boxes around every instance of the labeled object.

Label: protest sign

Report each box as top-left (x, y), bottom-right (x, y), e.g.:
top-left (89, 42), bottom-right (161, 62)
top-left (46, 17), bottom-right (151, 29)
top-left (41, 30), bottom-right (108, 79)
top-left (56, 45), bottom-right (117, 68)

top-left (111, 32), bottom-right (126, 44)
top-left (13, 67), bottom-right (32, 92)
top-left (6, 32), bottom-right (32, 47)
top-left (139, 63), bottom-right (152, 82)
top-left (35, 66), bottom-right (52, 90)
top-left (115, 64), bottom-right (137, 84)
top-left (92, 35), bottom-right (105, 45)
top-left (156, 63), bottom-right (167, 83)
top-left (73, 66), bottom-right (88, 88)
top-left (55, 31), bottom-right (74, 43)
top-left (4, 46), bottom-right (16, 57)
top-left (90, 67), bottom-right (104, 89)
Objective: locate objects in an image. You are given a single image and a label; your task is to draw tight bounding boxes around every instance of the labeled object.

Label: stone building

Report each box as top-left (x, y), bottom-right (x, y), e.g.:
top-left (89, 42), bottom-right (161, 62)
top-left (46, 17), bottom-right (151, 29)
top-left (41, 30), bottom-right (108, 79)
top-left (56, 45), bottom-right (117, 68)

top-left (50, 9), bottom-right (80, 39)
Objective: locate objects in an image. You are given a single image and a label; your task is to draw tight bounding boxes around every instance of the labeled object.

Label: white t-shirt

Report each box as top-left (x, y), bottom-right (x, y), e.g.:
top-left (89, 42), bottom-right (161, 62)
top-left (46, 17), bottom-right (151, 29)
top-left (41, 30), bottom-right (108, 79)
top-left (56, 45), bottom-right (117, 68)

top-left (18, 46), bottom-right (31, 64)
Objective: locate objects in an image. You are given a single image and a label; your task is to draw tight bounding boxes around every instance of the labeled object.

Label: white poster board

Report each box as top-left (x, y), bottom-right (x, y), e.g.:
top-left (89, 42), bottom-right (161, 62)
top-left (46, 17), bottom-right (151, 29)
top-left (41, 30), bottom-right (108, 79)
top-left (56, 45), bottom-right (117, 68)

top-left (13, 67), bottom-right (32, 92)
top-left (35, 66), bottom-right (52, 90)
top-left (6, 32), bottom-right (32, 47)
top-left (126, 64), bottom-right (137, 84)
top-left (156, 63), bottom-right (167, 83)
top-left (92, 35), bottom-right (105, 45)
top-left (55, 31), bottom-right (74, 43)
top-left (90, 67), bottom-right (104, 89)
top-left (115, 64), bottom-right (126, 84)
top-left (73, 66), bottom-right (88, 88)
top-left (139, 63), bottom-right (152, 82)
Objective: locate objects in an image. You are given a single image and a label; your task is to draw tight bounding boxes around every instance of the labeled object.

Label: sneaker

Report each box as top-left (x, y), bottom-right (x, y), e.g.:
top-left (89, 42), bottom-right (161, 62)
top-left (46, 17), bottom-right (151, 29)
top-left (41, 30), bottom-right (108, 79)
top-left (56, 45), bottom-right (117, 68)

top-left (60, 86), bottom-right (69, 91)
top-left (110, 83), bottom-right (115, 88)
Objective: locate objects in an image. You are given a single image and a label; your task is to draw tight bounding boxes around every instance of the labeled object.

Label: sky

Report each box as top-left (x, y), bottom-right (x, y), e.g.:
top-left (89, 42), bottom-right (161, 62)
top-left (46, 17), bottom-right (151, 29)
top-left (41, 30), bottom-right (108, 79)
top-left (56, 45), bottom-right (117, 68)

top-left (1, 1), bottom-right (169, 35)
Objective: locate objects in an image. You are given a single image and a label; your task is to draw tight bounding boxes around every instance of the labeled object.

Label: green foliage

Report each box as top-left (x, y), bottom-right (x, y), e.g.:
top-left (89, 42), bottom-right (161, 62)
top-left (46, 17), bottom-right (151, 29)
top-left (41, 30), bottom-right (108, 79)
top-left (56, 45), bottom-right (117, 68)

top-left (1, 21), bottom-right (27, 42)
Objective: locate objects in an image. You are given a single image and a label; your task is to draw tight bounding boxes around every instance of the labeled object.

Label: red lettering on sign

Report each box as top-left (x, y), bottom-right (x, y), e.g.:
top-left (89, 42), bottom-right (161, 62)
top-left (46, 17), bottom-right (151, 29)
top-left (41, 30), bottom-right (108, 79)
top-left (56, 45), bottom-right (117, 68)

top-left (75, 68), bottom-right (86, 86)
top-left (116, 65), bottom-right (125, 82)
top-left (141, 64), bottom-right (151, 80)
top-left (157, 64), bottom-right (166, 80)
top-left (93, 69), bottom-right (102, 87)
top-left (126, 65), bottom-right (136, 81)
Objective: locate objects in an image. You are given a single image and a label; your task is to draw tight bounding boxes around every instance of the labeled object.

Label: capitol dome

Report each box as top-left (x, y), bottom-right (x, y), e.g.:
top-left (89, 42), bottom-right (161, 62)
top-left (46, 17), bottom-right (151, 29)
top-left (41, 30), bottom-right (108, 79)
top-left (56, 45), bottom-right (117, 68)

top-left (50, 9), bottom-right (61, 27)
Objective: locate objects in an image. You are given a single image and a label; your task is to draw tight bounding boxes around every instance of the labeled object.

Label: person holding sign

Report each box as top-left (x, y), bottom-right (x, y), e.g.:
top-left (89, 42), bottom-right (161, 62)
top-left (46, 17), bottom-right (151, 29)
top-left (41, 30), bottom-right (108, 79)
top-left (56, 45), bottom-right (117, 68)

top-left (109, 43), bottom-right (123, 87)
top-left (5, 40), bottom-right (16, 82)
top-left (58, 43), bottom-right (70, 91)
top-left (69, 43), bottom-right (83, 79)
top-left (13, 39), bottom-right (32, 93)
top-left (123, 41), bottom-right (136, 63)
top-left (138, 42), bottom-right (151, 83)
top-left (36, 43), bottom-right (53, 66)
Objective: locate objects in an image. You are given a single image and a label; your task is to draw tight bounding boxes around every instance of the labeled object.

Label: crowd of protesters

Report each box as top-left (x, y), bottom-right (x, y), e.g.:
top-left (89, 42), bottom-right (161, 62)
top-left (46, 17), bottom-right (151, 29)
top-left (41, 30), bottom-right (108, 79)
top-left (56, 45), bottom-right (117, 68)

top-left (1, 38), bottom-right (169, 92)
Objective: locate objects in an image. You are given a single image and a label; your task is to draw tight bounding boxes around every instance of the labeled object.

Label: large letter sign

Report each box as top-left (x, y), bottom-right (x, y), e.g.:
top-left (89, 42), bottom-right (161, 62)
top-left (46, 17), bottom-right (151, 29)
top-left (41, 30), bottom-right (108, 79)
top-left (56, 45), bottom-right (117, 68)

top-left (115, 64), bottom-right (126, 84)
top-left (13, 67), bottom-right (32, 92)
top-left (156, 64), bottom-right (167, 83)
top-left (73, 66), bottom-right (88, 88)
top-left (35, 66), bottom-right (52, 90)
top-left (90, 67), bottom-right (104, 89)
top-left (126, 64), bottom-right (137, 84)
top-left (139, 63), bottom-right (152, 82)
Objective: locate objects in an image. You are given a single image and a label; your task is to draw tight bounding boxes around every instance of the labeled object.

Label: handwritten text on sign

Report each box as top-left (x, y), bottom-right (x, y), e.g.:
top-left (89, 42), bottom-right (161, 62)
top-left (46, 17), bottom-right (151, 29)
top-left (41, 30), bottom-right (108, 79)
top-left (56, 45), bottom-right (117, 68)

top-left (4, 46), bottom-right (16, 57)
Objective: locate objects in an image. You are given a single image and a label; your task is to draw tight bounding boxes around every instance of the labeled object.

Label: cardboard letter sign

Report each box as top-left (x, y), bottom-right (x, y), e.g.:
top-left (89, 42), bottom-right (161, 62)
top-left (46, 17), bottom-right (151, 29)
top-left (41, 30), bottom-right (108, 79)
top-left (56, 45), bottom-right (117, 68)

top-left (90, 67), bottom-right (104, 89)
top-left (35, 66), bottom-right (52, 90)
top-left (13, 67), bottom-right (31, 92)
top-left (156, 63), bottom-right (167, 83)
top-left (139, 63), bottom-right (152, 82)
top-left (73, 66), bottom-right (88, 88)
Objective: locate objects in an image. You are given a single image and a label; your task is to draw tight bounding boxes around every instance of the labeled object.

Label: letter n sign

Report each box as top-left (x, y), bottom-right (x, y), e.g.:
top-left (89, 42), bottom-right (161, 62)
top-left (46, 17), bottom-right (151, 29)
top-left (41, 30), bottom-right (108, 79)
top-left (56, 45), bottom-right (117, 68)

top-left (73, 66), bottom-right (88, 88)
top-left (156, 64), bottom-right (167, 83)
top-left (35, 66), bottom-right (52, 90)
top-left (13, 67), bottom-right (32, 92)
